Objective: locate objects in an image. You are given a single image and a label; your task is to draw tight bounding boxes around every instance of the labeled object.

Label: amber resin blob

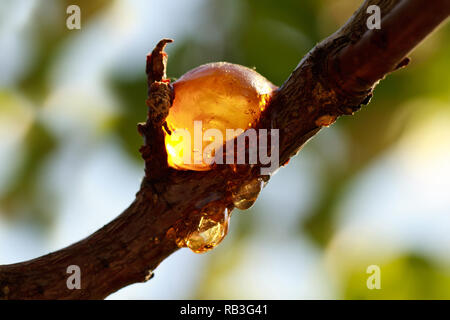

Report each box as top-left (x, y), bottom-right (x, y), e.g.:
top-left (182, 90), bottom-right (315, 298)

top-left (164, 62), bottom-right (277, 171)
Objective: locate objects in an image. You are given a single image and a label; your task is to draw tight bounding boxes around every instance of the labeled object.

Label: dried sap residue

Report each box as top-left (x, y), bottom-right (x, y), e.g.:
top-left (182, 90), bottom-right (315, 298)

top-left (183, 205), bottom-right (231, 253)
top-left (231, 177), bottom-right (264, 210)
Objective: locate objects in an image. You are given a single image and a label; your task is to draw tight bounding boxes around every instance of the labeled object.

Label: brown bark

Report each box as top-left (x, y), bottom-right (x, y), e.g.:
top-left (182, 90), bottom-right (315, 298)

top-left (0, 0), bottom-right (448, 299)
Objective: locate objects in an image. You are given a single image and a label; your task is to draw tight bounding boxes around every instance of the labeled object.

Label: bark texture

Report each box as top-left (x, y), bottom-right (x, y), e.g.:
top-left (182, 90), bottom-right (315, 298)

top-left (0, 0), bottom-right (449, 299)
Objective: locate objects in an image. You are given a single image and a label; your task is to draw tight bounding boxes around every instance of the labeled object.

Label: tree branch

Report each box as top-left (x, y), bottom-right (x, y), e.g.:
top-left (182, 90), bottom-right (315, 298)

top-left (0, 0), bottom-right (448, 299)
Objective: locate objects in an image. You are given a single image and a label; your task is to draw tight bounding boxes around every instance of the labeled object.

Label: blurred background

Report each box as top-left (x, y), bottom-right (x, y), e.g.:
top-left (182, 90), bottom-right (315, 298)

top-left (0, 0), bottom-right (449, 299)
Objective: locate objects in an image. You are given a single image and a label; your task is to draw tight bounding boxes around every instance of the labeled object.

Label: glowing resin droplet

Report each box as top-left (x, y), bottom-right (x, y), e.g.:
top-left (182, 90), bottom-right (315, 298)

top-left (185, 208), bottom-right (230, 253)
top-left (232, 178), bottom-right (264, 210)
top-left (165, 62), bottom-right (276, 171)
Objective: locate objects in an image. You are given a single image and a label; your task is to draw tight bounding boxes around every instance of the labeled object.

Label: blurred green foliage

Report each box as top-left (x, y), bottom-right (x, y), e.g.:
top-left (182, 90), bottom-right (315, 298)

top-left (1, 122), bottom-right (57, 225)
